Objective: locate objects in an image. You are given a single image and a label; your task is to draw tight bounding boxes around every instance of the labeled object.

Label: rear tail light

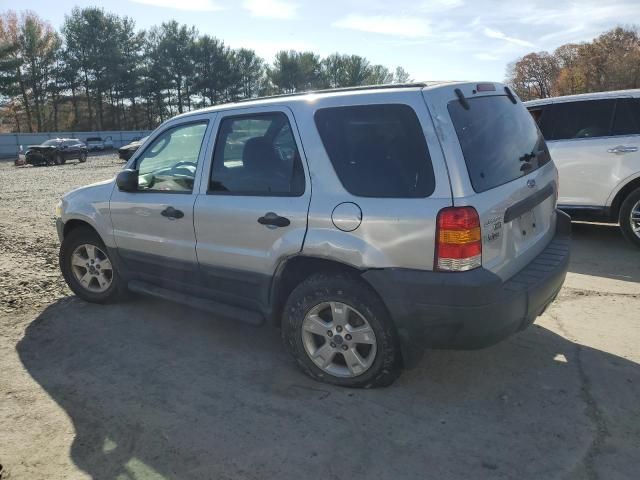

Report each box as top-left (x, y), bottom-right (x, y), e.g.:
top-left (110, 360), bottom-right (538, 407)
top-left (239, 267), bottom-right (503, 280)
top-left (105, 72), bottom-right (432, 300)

top-left (435, 207), bottom-right (482, 271)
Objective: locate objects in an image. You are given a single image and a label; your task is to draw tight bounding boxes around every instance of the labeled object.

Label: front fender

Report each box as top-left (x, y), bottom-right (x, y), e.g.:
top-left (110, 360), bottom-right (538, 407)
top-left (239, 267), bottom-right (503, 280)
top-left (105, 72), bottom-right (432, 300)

top-left (59, 180), bottom-right (116, 248)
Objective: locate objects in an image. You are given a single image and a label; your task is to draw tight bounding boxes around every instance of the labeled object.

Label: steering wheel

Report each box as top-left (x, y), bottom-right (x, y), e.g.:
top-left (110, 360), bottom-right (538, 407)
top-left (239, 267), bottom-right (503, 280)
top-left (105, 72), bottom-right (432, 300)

top-left (169, 161), bottom-right (197, 177)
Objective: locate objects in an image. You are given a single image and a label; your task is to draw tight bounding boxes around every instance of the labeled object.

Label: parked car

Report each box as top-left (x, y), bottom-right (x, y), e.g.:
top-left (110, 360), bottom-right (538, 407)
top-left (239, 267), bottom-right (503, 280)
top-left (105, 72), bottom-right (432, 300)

top-left (55, 82), bottom-right (570, 387)
top-left (25, 138), bottom-right (87, 166)
top-left (85, 136), bottom-right (113, 151)
top-left (526, 90), bottom-right (640, 247)
top-left (118, 136), bottom-right (148, 160)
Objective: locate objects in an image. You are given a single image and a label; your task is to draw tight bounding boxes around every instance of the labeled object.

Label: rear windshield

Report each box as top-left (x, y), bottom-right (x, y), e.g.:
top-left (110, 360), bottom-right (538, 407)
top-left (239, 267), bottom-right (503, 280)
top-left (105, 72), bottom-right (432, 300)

top-left (314, 104), bottom-right (435, 198)
top-left (448, 95), bottom-right (551, 193)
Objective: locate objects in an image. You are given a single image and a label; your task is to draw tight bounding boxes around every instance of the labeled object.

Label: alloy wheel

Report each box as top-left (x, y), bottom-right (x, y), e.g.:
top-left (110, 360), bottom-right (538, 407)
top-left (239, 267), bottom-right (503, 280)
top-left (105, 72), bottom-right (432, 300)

top-left (70, 243), bottom-right (113, 293)
top-left (301, 301), bottom-right (377, 378)
top-left (630, 199), bottom-right (640, 239)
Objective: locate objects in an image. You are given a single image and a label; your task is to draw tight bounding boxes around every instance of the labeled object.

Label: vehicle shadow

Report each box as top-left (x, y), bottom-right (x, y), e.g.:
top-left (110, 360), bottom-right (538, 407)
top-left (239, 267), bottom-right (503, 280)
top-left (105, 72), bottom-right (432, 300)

top-left (568, 221), bottom-right (640, 284)
top-left (16, 296), bottom-right (640, 479)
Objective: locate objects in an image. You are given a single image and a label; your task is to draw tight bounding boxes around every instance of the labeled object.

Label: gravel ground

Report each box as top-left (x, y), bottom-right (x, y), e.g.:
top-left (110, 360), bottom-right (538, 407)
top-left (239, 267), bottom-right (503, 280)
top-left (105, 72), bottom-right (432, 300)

top-left (0, 155), bottom-right (639, 480)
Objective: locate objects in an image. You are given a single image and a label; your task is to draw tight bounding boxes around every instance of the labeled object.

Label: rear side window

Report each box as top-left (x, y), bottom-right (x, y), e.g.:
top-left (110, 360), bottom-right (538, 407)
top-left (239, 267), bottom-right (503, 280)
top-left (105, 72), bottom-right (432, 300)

top-left (612, 98), bottom-right (640, 136)
top-left (314, 104), bottom-right (435, 198)
top-left (546, 100), bottom-right (615, 140)
top-left (448, 95), bottom-right (551, 193)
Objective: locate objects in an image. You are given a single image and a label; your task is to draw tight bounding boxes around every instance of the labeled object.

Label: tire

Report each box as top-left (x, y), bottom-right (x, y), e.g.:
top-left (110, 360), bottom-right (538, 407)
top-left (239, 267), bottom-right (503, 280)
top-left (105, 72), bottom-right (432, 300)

top-left (79, 151), bottom-right (87, 163)
top-left (619, 187), bottom-right (640, 248)
top-left (54, 153), bottom-right (62, 165)
top-left (60, 227), bottom-right (125, 303)
top-left (45, 156), bottom-right (55, 166)
top-left (282, 273), bottom-right (402, 388)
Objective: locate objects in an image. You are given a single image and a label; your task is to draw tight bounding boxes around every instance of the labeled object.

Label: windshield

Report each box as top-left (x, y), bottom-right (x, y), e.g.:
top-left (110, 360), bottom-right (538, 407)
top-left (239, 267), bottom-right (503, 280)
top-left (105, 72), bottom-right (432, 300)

top-left (448, 95), bottom-right (551, 193)
top-left (42, 140), bottom-right (61, 146)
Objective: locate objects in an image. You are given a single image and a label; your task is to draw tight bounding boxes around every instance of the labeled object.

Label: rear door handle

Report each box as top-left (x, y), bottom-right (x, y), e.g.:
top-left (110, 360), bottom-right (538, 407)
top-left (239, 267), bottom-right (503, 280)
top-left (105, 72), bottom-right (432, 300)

top-left (257, 212), bottom-right (290, 227)
top-left (608, 145), bottom-right (638, 154)
top-left (161, 206), bottom-right (184, 219)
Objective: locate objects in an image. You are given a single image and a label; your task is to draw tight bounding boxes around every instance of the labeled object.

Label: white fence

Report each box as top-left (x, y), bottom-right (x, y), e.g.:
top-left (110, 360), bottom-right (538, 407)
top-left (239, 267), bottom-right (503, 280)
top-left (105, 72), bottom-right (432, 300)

top-left (0, 130), bottom-right (152, 159)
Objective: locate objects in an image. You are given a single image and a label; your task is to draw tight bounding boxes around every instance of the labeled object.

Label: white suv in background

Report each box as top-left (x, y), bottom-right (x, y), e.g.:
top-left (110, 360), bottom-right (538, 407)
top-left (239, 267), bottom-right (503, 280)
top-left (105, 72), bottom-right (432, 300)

top-left (526, 90), bottom-right (640, 247)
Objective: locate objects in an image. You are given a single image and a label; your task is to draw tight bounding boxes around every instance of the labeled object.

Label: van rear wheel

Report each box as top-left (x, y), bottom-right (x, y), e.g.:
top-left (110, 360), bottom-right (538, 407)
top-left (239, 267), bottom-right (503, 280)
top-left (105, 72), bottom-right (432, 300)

top-left (619, 187), bottom-right (640, 248)
top-left (282, 273), bottom-right (401, 388)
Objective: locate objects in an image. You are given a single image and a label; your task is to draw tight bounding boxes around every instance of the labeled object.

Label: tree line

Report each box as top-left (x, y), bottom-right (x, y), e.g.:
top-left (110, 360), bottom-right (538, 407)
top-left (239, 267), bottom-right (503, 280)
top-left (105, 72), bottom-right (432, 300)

top-left (507, 26), bottom-right (640, 101)
top-left (0, 8), bottom-right (412, 133)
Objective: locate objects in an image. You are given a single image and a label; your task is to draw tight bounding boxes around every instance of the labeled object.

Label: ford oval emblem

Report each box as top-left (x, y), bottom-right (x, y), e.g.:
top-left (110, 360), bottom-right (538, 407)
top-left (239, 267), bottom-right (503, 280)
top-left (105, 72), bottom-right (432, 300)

top-left (527, 179), bottom-right (536, 188)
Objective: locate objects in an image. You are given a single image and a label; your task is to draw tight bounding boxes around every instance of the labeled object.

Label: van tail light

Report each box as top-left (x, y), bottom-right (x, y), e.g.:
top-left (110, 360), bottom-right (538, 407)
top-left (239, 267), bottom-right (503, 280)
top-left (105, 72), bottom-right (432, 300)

top-left (435, 207), bottom-right (482, 271)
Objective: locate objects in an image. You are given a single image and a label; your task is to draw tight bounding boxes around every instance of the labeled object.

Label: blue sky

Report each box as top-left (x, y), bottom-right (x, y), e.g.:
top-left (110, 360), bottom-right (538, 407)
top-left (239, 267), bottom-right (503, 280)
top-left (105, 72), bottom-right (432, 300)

top-left (4, 0), bottom-right (638, 81)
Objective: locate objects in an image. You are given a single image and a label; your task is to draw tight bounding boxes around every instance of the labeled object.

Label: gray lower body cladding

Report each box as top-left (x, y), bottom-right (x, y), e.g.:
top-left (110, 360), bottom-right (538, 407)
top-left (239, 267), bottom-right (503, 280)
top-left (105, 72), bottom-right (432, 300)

top-left (363, 210), bottom-right (571, 368)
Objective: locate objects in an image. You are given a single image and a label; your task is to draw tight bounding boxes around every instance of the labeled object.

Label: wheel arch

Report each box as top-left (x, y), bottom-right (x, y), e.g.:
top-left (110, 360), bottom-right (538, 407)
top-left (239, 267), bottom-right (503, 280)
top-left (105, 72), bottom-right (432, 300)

top-left (62, 218), bottom-right (102, 242)
top-left (609, 175), bottom-right (640, 221)
top-left (268, 255), bottom-right (383, 327)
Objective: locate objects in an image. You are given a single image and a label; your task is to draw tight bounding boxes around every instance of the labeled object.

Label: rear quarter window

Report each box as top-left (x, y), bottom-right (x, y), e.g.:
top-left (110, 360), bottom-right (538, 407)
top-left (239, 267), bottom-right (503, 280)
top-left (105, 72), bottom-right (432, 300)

top-left (448, 95), bottom-right (551, 193)
top-left (314, 104), bottom-right (435, 198)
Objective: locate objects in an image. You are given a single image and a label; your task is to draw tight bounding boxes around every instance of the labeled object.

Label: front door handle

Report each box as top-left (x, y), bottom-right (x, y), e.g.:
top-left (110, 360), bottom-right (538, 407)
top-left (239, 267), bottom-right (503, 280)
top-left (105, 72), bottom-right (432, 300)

top-left (161, 206), bottom-right (184, 219)
top-left (608, 145), bottom-right (638, 154)
top-left (257, 212), bottom-right (290, 227)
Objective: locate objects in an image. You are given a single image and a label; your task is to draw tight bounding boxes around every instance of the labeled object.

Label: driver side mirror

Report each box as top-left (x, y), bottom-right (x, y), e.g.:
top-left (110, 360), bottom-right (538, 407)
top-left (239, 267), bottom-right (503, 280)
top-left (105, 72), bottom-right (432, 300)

top-left (116, 169), bottom-right (138, 192)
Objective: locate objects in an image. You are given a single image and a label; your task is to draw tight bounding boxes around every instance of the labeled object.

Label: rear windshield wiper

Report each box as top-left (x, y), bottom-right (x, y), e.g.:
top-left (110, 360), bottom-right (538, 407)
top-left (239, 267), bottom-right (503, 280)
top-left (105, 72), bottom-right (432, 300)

top-left (454, 88), bottom-right (470, 110)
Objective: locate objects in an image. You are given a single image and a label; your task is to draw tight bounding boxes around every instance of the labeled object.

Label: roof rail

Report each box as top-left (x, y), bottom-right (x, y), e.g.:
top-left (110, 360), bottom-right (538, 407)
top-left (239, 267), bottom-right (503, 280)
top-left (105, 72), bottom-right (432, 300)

top-left (234, 82), bottom-right (429, 104)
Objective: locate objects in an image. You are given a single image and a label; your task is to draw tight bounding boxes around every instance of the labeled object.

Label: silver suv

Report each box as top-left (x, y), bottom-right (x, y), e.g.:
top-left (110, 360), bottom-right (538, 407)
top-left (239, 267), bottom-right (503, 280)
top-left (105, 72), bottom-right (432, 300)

top-left (56, 82), bottom-right (570, 388)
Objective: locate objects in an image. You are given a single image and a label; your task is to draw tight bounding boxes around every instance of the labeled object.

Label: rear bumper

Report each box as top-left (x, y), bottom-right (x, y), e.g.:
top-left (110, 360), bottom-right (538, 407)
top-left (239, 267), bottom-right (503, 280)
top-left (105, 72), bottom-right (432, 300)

top-left (363, 210), bottom-right (571, 367)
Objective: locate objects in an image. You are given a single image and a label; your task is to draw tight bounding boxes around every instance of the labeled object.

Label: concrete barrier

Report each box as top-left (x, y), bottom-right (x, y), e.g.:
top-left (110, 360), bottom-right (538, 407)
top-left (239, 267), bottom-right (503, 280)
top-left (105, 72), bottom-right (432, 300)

top-left (0, 130), bottom-right (152, 159)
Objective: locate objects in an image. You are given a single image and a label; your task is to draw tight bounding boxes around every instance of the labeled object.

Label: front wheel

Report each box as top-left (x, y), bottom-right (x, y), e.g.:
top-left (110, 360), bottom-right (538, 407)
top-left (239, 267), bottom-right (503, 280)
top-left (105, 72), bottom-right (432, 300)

top-left (619, 187), bottom-right (640, 248)
top-left (282, 273), bottom-right (401, 388)
top-left (60, 227), bottom-right (125, 303)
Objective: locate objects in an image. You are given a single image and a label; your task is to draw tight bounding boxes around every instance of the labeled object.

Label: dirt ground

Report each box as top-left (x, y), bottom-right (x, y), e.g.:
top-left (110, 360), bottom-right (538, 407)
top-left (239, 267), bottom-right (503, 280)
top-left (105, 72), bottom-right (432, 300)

top-left (0, 155), bottom-right (639, 480)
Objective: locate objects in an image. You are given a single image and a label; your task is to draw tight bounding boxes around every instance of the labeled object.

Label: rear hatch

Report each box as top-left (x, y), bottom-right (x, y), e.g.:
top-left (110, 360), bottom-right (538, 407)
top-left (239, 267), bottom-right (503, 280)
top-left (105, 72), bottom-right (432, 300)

top-left (423, 83), bottom-right (558, 280)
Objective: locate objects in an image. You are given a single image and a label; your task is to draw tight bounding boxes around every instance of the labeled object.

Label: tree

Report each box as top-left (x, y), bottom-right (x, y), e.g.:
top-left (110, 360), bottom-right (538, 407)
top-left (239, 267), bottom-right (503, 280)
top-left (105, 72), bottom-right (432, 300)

top-left (267, 50), bottom-right (322, 93)
top-left (230, 48), bottom-right (264, 99)
top-left (366, 64), bottom-right (393, 85)
top-left (1, 6), bottom-right (412, 132)
top-left (393, 66), bottom-right (412, 84)
top-left (0, 11), bottom-right (60, 132)
top-left (506, 52), bottom-right (559, 100)
top-left (507, 26), bottom-right (640, 100)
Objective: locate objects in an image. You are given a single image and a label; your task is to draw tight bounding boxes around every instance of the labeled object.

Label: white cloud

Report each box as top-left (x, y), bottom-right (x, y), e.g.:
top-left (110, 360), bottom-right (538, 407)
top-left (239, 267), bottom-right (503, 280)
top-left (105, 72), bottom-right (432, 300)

top-left (333, 15), bottom-right (431, 38)
top-left (420, 0), bottom-right (464, 10)
top-left (482, 27), bottom-right (534, 48)
top-left (242, 0), bottom-right (299, 19)
top-left (474, 53), bottom-right (499, 61)
top-left (131, 0), bottom-right (223, 11)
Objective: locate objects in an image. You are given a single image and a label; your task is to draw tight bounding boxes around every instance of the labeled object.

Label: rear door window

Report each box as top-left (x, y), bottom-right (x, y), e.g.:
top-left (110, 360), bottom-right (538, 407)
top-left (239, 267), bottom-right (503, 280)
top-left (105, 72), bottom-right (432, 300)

top-left (448, 95), bottom-right (551, 193)
top-left (210, 112), bottom-right (305, 196)
top-left (314, 104), bottom-right (435, 198)
top-left (546, 100), bottom-right (615, 140)
top-left (612, 98), bottom-right (640, 136)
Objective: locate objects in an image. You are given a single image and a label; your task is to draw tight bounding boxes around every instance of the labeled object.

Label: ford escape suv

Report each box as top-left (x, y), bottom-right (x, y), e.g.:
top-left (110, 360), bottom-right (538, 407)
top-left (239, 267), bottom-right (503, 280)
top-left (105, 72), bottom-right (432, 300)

top-left (526, 90), bottom-right (640, 247)
top-left (56, 82), bottom-right (570, 388)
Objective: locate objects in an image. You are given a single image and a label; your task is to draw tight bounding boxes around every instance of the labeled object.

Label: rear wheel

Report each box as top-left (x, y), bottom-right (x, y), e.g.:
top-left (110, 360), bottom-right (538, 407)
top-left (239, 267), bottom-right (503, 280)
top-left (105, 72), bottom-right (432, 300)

top-left (54, 153), bottom-right (63, 165)
top-left (619, 187), bottom-right (640, 248)
top-left (60, 227), bottom-right (125, 303)
top-left (79, 151), bottom-right (87, 163)
top-left (282, 273), bottom-right (401, 388)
